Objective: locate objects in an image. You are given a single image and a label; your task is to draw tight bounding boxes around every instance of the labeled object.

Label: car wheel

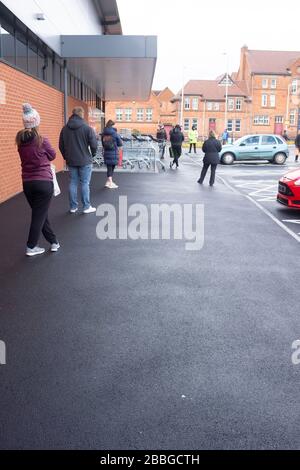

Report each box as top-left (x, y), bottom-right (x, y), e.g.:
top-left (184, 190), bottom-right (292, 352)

top-left (221, 153), bottom-right (235, 165)
top-left (273, 153), bottom-right (287, 165)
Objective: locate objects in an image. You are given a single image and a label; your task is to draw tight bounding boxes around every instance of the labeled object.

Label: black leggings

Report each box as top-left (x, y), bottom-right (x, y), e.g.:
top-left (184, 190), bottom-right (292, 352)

top-left (199, 163), bottom-right (218, 185)
top-left (23, 180), bottom-right (57, 248)
top-left (107, 164), bottom-right (116, 177)
top-left (189, 143), bottom-right (196, 153)
top-left (170, 146), bottom-right (182, 167)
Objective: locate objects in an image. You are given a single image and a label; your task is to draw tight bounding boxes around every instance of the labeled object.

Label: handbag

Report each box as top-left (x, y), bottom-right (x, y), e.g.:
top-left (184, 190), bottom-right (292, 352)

top-left (51, 164), bottom-right (61, 197)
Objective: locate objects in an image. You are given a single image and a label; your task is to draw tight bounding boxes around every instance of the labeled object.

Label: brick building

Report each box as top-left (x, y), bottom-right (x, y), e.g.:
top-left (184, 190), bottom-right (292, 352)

top-left (105, 87), bottom-right (176, 137)
top-left (174, 46), bottom-right (300, 139)
top-left (0, 0), bottom-right (157, 202)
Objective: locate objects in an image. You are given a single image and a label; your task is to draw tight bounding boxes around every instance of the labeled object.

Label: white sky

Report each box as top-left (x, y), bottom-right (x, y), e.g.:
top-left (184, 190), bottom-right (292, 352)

top-left (117, 0), bottom-right (300, 94)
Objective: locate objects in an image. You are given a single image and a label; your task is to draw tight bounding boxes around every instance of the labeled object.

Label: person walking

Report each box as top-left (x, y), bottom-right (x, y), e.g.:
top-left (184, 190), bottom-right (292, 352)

top-left (101, 120), bottom-right (123, 189)
top-left (222, 128), bottom-right (229, 145)
top-left (156, 125), bottom-right (167, 159)
top-left (59, 107), bottom-right (98, 213)
top-left (16, 103), bottom-right (59, 256)
top-left (197, 130), bottom-right (222, 186)
top-left (295, 131), bottom-right (300, 162)
top-left (282, 130), bottom-right (289, 141)
top-left (188, 125), bottom-right (198, 154)
top-left (169, 124), bottom-right (184, 169)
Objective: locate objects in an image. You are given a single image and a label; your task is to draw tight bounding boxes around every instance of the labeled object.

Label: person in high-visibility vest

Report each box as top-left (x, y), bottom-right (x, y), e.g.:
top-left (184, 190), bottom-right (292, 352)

top-left (188, 125), bottom-right (198, 154)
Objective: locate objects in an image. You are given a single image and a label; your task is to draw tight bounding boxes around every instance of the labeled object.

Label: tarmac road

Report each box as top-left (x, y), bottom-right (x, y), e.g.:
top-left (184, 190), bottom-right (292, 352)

top-left (0, 156), bottom-right (299, 450)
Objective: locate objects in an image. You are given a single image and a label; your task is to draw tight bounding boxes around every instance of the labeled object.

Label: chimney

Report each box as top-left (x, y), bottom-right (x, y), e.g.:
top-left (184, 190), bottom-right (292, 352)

top-left (238, 45), bottom-right (248, 81)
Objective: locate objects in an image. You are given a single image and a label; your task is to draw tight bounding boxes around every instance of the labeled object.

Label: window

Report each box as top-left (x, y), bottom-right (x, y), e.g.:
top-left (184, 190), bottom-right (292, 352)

top-left (244, 136), bottom-right (260, 145)
top-left (137, 108), bottom-right (144, 121)
top-left (236, 98), bottom-right (242, 111)
top-left (184, 119), bottom-right (190, 131)
top-left (270, 95), bottom-right (276, 107)
top-left (227, 120), bottom-right (233, 132)
top-left (116, 108), bottom-right (123, 121)
top-left (235, 120), bottom-right (241, 132)
top-left (261, 94), bottom-right (268, 107)
top-left (192, 98), bottom-right (198, 110)
top-left (125, 108), bottom-right (132, 121)
top-left (228, 98), bottom-right (234, 111)
top-left (213, 102), bottom-right (219, 111)
top-left (275, 116), bottom-right (283, 123)
top-left (184, 98), bottom-right (190, 110)
top-left (262, 135), bottom-right (276, 145)
top-left (276, 136), bottom-right (284, 144)
top-left (28, 39), bottom-right (38, 76)
top-left (16, 28), bottom-right (28, 71)
top-left (207, 102), bottom-right (213, 110)
top-left (192, 118), bottom-right (198, 130)
top-left (146, 108), bottom-right (153, 121)
top-left (262, 79), bottom-right (268, 88)
top-left (0, 20), bottom-right (15, 65)
top-left (271, 79), bottom-right (277, 89)
top-left (290, 109), bottom-right (296, 125)
top-left (254, 115), bottom-right (270, 125)
top-left (291, 80), bottom-right (297, 95)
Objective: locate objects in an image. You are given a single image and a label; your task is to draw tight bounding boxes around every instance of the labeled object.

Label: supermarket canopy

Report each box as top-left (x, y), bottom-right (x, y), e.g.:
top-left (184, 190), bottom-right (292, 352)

top-left (61, 35), bottom-right (157, 101)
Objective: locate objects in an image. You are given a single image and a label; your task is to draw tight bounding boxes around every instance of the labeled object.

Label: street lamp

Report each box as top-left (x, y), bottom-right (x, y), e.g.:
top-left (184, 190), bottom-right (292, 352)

top-left (180, 66), bottom-right (186, 128)
top-left (222, 52), bottom-right (229, 132)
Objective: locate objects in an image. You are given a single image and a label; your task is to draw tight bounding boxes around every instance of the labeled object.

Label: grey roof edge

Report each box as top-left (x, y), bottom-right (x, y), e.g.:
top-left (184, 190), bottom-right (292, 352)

top-left (92, 0), bottom-right (122, 35)
top-left (61, 35), bottom-right (157, 59)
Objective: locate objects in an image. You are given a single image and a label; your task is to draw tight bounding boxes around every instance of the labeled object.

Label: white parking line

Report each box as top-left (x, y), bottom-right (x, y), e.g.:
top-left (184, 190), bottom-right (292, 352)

top-left (245, 196), bottom-right (300, 243)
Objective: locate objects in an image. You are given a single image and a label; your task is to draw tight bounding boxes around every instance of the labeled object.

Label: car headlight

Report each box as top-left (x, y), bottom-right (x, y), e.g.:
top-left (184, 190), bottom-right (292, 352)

top-left (294, 179), bottom-right (300, 186)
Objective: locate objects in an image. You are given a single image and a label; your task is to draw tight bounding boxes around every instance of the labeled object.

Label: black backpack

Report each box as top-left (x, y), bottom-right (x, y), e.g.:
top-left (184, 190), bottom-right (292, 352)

top-left (102, 134), bottom-right (115, 151)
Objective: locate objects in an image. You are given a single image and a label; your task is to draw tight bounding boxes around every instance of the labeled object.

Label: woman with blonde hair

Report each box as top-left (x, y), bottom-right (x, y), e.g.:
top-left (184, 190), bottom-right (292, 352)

top-left (197, 130), bottom-right (222, 187)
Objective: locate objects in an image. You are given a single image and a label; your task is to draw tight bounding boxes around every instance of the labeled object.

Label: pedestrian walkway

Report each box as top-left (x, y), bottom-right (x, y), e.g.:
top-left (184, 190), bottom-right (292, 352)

top-left (0, 162), bottom-right (299, 449)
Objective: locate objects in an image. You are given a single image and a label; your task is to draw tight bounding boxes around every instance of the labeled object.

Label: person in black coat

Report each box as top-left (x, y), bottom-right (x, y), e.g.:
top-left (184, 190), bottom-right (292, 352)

top-left (59, 106), bottom-right (98, 213)
top-left (156, 125), bottom-right (167, 159)
top-left (198, 130), bottom-right (222, 186)
top-left (101, 120), bottom-right (123, 189)
top-left (295, 131), bottom-right (300, 162)
top-left (169, 125), bottom-right (184, 169)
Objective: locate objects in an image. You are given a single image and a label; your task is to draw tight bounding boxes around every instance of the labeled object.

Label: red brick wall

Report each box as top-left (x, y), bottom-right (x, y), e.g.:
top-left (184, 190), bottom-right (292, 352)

top-left (0, 63), bottom-right (93, 204)
top-left (0, 61), bottom-right (66, 202)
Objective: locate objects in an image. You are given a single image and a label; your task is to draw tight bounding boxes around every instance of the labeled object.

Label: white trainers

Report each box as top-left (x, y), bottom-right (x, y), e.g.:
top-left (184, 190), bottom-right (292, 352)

top-left (83, 206), bottom-right (96, 214)
top-left (70, 208), bottom-right (78, 213)
top-left (26, 246), bottom-right (45, 257)
top-left (105, 181), bottom-right (111, 188)
top-left (50, 243), bottom-right (60, 252)
top-left (105, 182), bottom-right (118, 189)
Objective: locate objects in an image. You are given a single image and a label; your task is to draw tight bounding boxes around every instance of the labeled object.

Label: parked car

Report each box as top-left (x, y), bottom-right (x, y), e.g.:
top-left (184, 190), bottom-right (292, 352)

top-left (219, 134), bottom-right (289, 165)
top-left (277, 169), bottom-right (300, 209)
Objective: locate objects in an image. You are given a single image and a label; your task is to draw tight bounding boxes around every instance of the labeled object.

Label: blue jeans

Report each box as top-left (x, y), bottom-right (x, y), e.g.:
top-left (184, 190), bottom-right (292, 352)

top-left (68, 165), bottom-right (92, 210)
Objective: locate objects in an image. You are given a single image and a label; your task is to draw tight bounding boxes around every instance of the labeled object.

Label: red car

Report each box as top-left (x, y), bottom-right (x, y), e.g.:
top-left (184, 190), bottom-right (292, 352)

top-left (277, 169), bottom-right (300, 209)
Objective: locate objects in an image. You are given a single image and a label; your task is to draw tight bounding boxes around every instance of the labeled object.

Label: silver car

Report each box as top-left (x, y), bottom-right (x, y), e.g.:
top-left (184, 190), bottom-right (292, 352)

top-left (219, 134), bottom-right (289, 165)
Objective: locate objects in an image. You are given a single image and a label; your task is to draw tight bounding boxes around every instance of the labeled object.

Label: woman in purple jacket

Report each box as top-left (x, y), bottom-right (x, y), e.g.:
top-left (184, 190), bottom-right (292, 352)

top-left (16, 104), bottom-right (59, 256)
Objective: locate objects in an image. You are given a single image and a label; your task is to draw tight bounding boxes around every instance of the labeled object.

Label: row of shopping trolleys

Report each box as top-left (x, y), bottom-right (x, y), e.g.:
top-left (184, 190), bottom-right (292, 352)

top-left (92, 134), bottom-right (166, 171)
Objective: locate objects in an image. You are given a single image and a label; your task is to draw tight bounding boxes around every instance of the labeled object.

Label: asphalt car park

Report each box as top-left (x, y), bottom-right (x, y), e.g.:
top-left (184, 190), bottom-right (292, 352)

top-left (184, 146), bottom-right (300, 242)
top-left (1, 149), bottom-right (300, 450)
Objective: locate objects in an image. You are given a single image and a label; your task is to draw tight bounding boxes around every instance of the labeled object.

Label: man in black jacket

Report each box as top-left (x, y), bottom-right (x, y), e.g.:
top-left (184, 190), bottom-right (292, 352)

top-left (59, 107), bottom-right (98, 214)
top-left (156, 125), bottom-right (167, 159)
top-left (295, 131), bottom-right (300, 162)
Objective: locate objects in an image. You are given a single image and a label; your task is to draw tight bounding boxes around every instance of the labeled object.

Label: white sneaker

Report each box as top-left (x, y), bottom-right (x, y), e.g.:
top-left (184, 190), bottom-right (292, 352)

top-left (83, 206), bottom-right (96, 214)
top-left (105, 181), bottom-right (111, 188)
top-left (70, 208), bottom-right (78, 213)
top-left (50, 243), bottom-right (60, 252)
top-left (26, 246), bottom-right (45, 257)
top-left (110, 182), bottom-right (118, 189)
